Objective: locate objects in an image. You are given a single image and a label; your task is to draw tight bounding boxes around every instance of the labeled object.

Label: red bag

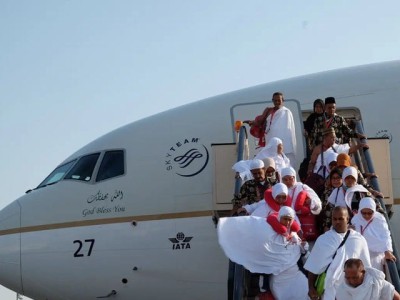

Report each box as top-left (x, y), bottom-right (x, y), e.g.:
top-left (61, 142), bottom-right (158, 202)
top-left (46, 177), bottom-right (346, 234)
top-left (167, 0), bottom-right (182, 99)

top-left (298, 213), bottom-right (319, 241)
top-left (249, 115), bottom-right (266, 147)
top-left (304, 173), bottom-right (325, 198)
top-left (249, 115), bottom-right (266, 138)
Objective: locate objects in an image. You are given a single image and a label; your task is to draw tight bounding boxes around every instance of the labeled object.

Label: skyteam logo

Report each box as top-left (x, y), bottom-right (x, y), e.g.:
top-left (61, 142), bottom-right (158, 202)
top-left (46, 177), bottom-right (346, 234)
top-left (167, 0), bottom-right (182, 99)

top-left (165, 138), bottom-right (209, 177)
top-left (168, 232), bottom-right (193, 250)
top-left (375, 129), bottom-right (393, 143)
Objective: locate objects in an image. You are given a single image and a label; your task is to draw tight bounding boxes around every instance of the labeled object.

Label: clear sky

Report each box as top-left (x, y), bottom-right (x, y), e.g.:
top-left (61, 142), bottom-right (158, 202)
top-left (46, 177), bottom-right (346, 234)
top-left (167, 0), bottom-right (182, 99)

top-left (1, 1), bottom-right (399, 299)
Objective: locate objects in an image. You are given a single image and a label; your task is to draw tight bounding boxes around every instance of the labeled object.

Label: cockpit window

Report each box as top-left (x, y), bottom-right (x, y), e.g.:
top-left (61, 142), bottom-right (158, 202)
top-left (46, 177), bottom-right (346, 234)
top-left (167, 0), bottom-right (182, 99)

top-left (37, 160), bottom-right (76, 188)
top-left (64, 153), bottom-right (100, 181)
top-left (96, 150), bottom-right (125, 182)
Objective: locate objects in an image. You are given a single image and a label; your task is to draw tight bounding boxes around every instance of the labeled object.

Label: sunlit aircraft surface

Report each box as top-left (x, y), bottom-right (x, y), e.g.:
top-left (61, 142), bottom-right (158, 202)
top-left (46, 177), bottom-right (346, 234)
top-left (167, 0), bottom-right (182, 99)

top-left (0, 60), bottom-right (399, 299)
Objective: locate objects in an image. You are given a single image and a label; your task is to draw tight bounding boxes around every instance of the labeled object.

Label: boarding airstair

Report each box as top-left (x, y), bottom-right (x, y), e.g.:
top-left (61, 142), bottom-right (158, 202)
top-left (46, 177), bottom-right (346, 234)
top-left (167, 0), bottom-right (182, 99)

top-left (213, 119), bottom-right (400, 299)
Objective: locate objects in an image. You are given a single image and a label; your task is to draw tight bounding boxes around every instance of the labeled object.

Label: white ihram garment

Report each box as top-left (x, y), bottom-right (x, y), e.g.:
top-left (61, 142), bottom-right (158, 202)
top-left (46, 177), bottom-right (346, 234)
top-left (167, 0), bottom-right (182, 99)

top-left (304, 229), bottom-right (371, 300)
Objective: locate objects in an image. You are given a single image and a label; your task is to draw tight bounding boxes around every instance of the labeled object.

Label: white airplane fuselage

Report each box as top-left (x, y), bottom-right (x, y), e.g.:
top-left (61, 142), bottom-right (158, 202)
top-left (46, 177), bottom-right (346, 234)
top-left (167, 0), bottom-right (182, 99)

top-left (0, 61), bottom-right (400, 299)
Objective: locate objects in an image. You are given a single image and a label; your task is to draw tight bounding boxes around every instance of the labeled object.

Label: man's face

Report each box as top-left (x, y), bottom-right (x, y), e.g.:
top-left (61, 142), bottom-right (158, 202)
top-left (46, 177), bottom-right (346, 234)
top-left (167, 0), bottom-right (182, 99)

top-left (325, 103), bottom-right (336, 117)
top-left (272, 94), bottom-right (283, 109)
top-left (332, 209), bottom-right (349, 233)
top-left (344, 267), bottom-right (365, 288)
top-left (251, 168), bottom-right (265, 182)
top-left (324, 133), bottom-right (336, 147)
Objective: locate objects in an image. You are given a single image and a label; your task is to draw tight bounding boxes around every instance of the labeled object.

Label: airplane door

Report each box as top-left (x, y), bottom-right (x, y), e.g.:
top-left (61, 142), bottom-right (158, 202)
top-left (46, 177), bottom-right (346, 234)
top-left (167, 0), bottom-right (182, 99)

top-left (231, 99), bottom-right (306, 170)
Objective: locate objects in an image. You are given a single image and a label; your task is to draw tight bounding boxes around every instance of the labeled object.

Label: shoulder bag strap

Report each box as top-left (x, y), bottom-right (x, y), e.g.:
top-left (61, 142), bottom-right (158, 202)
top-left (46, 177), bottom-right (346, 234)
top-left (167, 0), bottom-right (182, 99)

top-left (324, 230), bottom-right (351, 272)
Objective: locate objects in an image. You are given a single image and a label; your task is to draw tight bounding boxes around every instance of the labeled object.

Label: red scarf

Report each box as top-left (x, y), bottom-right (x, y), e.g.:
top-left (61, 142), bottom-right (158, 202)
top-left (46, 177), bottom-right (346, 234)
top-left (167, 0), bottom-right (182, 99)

top-left (264, 189), bottom-right (292, 212)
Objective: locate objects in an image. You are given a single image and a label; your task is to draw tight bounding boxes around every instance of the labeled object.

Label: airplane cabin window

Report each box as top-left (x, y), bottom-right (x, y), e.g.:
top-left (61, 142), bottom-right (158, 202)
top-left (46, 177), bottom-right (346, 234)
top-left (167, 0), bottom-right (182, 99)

top-left (96, 150), bottom-right (125, 182)
top-left (64, 153), bottom-right (100, 182)
top-left (37, 160), bottom-right (76, 188)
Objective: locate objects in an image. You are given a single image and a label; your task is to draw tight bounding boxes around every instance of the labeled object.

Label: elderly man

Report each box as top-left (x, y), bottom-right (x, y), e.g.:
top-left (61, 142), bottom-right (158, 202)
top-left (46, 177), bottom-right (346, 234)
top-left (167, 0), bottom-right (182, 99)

top-left (336, 258), bottom-right (400, 300)
top-left (304, 207), bottom-right (371, 300)
top-left (310, 96), bottom-right (365, 148)
top-left (307, 128), bottom-right (368, 178)
top-left (232, 159), bottom-right (271, 214)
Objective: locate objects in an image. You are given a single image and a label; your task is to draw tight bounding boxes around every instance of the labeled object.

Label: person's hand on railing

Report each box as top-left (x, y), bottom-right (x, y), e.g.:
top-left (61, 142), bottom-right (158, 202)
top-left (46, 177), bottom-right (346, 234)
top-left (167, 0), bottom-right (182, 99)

top-left (358, 143), bottom-right (369, 150)
top-left (364, 172), bottom-right (377, 179)
top-left (385, 250), bottom-right (397, 262)
top-left (371, 189), bottom-right (384, 198)
top-left (242, 120), bottom-right (254, 126)
top-left (357, 133), bottom-right (367, 140)
top-left (236, 207), bottom-right (248, 216)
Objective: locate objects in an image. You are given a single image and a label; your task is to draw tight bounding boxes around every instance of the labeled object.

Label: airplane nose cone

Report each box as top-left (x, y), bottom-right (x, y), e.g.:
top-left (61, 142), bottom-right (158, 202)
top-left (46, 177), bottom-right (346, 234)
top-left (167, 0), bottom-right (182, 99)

top-left (0, 201), bottom-right (23, 294)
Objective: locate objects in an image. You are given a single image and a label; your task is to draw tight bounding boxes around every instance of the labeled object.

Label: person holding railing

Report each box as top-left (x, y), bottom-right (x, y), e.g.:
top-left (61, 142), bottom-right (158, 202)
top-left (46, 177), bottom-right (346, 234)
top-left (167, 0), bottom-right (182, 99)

top-left (351, 197), bottom-right (396, 272)
top-left (231, 159), bottom-right (271, 215)
top-left (246, 92), bottom-right (297, 167)
top-left (336, 153), bottom-right (384, 199)
top-left (217, 206), bottom-right (309, 300)
top-left (306, 127), bottom-right (368, 198)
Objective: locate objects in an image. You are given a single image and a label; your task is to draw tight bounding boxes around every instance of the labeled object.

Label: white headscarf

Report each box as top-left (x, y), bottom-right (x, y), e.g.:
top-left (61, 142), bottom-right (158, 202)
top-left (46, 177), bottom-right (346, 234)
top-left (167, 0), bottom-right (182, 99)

top-left (232, 159), bottom-right (265, 181)
top-left (281, 166), bottom-right (296, 179)
top-left (262, 157), bottom-right (276, 170)
top-left (255, 137), bottom-right (283, 159)
top-left (272, 183), bottom-right (288, 199)
top-left (281, 166), bottom-right (322, 214)
top-left (359, 197), bottom-right (376, 213)
top-left (351, 197), bottom-right (392, 253)
top-left (278, 206), bottom-right (295, 219)
top-left (232, 160), bottom-right (253, 181)
top-left (342, 166), bottom-right (358, 181)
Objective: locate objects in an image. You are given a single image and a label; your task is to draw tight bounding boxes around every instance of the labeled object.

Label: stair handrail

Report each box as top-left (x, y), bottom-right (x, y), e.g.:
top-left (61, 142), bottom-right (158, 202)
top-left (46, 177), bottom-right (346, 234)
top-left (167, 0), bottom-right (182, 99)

top-left (228, 125), bottom-right (248, 300)
top-left (355, 120), bottom-right (400, 291)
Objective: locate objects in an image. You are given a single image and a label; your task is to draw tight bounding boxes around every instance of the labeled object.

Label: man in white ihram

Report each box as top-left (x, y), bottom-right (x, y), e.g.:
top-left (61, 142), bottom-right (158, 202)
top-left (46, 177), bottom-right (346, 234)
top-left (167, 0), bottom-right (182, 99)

top-left (336, 258), bottom-right (400, 300)
top-left (256, 92), bottom-right (297, 167)
top-left (304, 206), bottom-right (371, 300)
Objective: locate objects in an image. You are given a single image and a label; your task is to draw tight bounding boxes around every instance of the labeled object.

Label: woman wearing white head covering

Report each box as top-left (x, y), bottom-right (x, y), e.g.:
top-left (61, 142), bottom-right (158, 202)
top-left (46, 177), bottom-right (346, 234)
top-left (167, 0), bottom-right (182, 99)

top-left (281, 167), bottom-right (322, 240)
top-left (351, 197), bottom-right (396, 271)
top-left (328, 166), bottom-right (369, 216)
top-left (262, 157), bottom-right (280, 186)
top-left (281, 167), bottom-right (322, 215)
top-left (255, 137), bottom-right (291, 176)
top-left (239, 183), bottom-right (292, 218)
top-left (217, 206), bottom-right (309, 300)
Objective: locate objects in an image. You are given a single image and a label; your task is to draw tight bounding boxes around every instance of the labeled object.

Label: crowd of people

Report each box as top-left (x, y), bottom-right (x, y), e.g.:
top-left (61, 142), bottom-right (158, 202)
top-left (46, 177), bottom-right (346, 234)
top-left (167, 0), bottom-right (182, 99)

top-left (218, 93), bottom-right (398, 300)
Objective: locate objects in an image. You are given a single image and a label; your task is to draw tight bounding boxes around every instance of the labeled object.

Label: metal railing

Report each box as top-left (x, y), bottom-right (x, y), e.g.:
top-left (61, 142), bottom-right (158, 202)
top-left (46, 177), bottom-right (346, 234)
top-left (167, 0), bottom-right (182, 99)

top-left (227, 126), bottom-right (248, 300)
top-left (227, 121), bottom-right (400, 298)
top-left (355, 120), bottom-right (400, 291)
